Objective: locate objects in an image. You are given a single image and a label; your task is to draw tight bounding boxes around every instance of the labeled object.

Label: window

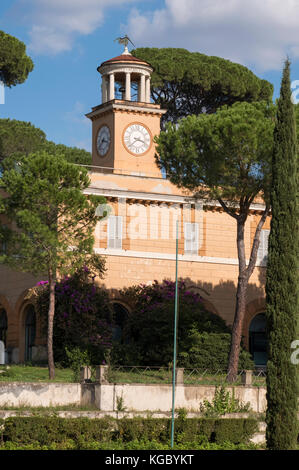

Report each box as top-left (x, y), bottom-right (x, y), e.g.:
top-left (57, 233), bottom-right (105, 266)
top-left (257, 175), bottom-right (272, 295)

top-left (0, 224), bottom-right (7, 254)
top-left (107, 215), bottom-right (123, 249)
top-left (257, 229), bottom-right (270, 263)
top-left (111, 302), bottom-right (129, 343)
top-left (0, 309), bottom-right (7, 347)
top-left (184, 223), bottom-right (199, 255)
top-left (249, 313), bottom-right (267, 367)
top-left (25, 305), bottom-right (36, 362)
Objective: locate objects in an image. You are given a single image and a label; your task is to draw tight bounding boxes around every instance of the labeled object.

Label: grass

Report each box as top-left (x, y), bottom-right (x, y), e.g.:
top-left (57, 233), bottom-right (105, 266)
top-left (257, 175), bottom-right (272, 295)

top-left (0, 365), bottom-right (266, 387)
top-left (0, 365), bottom-right (73, 383)
top-left (108, 367), bottom-right (266, 387)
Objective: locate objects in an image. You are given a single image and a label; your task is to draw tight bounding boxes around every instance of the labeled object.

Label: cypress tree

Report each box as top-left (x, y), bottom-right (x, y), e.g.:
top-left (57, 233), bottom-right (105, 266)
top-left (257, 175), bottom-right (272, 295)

top-left (265, 59), bottom-right (299, 450)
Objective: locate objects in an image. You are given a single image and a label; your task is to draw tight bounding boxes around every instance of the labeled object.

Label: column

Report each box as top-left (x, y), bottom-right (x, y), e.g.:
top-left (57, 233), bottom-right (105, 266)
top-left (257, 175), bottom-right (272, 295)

top-left (125, 72), bottom-right (131, 101)
top-left (140, 73), bottom-right (145, 102)
top-left (108, 73), bottom-right (115, 101)
top-left (101, 75), bottom-right (108, 103)
top-left (145, 76), bottom-right (151, 103)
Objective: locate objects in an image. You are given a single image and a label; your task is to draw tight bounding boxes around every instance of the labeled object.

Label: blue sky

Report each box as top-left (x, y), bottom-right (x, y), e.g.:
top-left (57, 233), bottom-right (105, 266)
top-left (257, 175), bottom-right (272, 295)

top-left (1, 0), bottom-right (299, 152)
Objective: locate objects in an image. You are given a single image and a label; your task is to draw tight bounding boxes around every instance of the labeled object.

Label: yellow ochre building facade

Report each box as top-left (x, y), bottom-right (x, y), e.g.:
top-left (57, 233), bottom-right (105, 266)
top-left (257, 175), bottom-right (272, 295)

top-left (0, 48), bottom-right (270, 366)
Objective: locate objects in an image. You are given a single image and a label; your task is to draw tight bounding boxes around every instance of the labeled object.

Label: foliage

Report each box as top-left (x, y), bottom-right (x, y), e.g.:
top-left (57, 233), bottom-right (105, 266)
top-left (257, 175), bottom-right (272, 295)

top-left (199, 386), bottom-right (251, 417)
top-left (265, 60), bottom-right (299, 450)
top-left (294, 104), bottom-right (299, 157)
top-left (155, 101), bottom-right (275, 381)
top-left (0, 416), bottom-right (259, 447)
top-left (179, 331), bottom-right (254, 371)
top-left (0, 438), bottom-right (262, 450)
top-left (132, 47), bottom-right (273, 128)
top-left (155, 100), bottom-right (275, 205)
top-left (114, 280), bottom-right (253, 369)
top-left (0, 151), bottom-right (105, 378)
top-left (0, 30), bottom-right (34, 88)
top-left (0, 118), bottom-right (91, 164)
top-left (0, 119), bottom-right (46, 161)
top-left (44, 141), bottom-right (91, 166)
top-left (0, 151), bottom-right (104, 276)
top-left (65, 347), bottom-right (91, 382)
top-left (33, 265), bottom-right (112, 366)
top-left (116, 393), bottom-right (126, 412)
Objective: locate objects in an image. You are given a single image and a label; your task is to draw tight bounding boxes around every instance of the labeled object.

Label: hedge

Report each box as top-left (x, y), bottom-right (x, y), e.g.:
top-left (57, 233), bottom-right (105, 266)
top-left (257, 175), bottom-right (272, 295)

top-left (0, 416), bottom-right (259, 446)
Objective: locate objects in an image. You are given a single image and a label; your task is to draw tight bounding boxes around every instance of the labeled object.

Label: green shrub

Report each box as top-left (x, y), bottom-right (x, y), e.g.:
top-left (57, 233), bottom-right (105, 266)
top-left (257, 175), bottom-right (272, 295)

top-left (118, 280), bottom-right (253, 369)
top-left (213, 419), bottom-right (258, 444)
top-left (1, 417), bottom-right (114, 445)
top-left (199, 386), bottom-right (252, 417)
top-left (65, 347), bottom-right (91, 382)
top-left (179, 331), bottom-right (254, 371)
top-left (0, 439), bottom-right (262, 450)
top-left (0, 416), bottom-right (259, 447)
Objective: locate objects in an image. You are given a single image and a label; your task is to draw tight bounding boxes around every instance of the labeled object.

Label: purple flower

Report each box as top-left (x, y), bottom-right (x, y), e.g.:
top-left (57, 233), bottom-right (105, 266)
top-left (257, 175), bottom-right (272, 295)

top-left (37, 280), bottom-right (48, 286)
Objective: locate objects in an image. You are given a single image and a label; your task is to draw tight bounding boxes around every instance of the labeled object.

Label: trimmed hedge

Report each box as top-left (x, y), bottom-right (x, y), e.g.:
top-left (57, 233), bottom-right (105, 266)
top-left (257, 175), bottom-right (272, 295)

top-left (0, 416), bottom-right (259, 446)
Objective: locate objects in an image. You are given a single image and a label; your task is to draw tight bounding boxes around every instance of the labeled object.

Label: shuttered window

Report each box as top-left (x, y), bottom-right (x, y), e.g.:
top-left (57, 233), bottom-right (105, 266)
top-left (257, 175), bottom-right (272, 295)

top-left (257, 229), bottom-right (270, 263)
top-left (184, 223), bottom-right (199, 255)
top-left (107, 216), bottom-right (123, 249)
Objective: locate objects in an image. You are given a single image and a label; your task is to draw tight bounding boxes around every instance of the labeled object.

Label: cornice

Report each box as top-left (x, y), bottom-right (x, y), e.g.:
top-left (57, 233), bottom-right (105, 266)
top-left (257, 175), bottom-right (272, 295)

top-left (84, 186), bottom-right (267, 211)
top-left (86, 100), bottom-right (166, 120)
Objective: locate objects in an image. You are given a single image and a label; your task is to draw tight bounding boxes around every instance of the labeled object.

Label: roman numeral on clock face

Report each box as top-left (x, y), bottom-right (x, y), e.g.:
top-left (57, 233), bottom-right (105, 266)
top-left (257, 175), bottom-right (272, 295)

top-left (123, 123), bottom-right (151, 155)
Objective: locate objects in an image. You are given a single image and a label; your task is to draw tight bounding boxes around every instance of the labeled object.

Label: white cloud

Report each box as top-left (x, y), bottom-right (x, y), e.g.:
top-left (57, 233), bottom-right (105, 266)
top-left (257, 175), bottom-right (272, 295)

top-left (64, 101), bottom-right (90, 127)
top-left (22, 0), bottom-right (137, 55)
top-left (73, 139), bottom-right (92, 152)
top-left (126, 0), bottom-right (299, 71)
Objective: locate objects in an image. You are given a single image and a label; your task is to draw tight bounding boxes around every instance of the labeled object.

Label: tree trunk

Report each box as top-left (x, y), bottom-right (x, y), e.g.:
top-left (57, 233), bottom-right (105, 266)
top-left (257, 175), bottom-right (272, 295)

top-left (226, 206), bottom-right (269, 383)
top-left (47, 269), bottom-right (56, 380)
top-left (227, 217), bottom-right (248, 383)
top-left (227, 275), bottom-right (248, 382)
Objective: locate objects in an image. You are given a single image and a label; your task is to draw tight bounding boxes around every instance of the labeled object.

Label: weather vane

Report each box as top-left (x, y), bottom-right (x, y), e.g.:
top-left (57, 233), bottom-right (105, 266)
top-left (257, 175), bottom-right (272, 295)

top-left (114, 35), bottom-right (135, 53)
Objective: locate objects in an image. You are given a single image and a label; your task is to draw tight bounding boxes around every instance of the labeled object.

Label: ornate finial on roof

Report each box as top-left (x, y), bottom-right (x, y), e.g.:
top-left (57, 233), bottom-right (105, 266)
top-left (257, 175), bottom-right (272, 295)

top-left (114, 35), bottom-right (135, 54)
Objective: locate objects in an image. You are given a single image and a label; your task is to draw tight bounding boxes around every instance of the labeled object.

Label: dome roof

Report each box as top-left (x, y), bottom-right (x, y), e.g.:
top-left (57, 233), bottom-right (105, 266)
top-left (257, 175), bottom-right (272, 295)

top-left (99, 52), bottom-right (151, 68)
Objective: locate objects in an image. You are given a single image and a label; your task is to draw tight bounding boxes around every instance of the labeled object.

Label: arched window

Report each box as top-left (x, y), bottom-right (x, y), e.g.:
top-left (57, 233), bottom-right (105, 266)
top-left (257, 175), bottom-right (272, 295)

top-left (111, 302), bottom-right (129, 343)
top-left (249, 313), bottom-right (267, 367)
top-left (24, 305), bottom-right (36, 362)
top-left (0, 309), bottom-right (8, 347)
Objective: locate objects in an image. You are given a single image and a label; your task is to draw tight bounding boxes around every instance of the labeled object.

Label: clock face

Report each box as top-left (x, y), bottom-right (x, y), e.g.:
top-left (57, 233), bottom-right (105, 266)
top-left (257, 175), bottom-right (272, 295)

top-left (123, 123), bottom-right (151, 156)
top-left (96, 125), bottom-right (111, 157)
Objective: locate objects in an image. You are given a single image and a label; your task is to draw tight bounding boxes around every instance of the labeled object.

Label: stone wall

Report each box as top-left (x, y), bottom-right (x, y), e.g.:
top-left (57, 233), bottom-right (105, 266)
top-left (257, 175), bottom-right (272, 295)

top-left (0, 382), bottom-right (81, 407)
top-left (0, 381), bottom-right (266, 413)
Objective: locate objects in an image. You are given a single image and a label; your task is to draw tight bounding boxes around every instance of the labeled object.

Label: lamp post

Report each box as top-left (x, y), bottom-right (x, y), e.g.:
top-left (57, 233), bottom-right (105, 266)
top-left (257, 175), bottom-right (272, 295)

top-left (171, 219), bottom-right (179, 448)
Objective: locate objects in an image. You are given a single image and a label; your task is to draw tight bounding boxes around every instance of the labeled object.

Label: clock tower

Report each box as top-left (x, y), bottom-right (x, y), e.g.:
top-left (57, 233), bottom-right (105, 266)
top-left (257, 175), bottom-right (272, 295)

top-left (86, 45), bottom-right (166, 177)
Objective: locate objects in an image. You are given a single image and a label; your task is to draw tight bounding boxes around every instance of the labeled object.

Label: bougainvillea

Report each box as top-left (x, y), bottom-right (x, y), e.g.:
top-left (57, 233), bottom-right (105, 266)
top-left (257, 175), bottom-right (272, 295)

top-left (34, 265), bottom-right (113, 365)
top-left (114, 279), bottom-right (253, 370)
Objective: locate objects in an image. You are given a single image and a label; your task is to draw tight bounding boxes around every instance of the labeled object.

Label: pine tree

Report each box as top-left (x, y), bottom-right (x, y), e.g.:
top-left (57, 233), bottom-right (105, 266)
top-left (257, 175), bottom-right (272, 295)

top-left (0, 151), bottom-right (105, 379)
top-left (155, 100), bottom-right (275, 381)
top-left (265, 59), bottom-right (299, 450)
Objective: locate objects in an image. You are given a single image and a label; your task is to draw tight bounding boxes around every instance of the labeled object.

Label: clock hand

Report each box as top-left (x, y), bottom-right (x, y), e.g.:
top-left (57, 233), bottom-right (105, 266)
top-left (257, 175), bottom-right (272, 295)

top-left (134, 137), bottom-right (145, 143)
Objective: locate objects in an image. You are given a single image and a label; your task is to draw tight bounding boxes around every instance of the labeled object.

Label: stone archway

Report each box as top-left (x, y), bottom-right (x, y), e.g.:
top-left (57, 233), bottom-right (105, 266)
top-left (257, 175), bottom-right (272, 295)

top-left (0, 295), bottom-right (14, 361)
top-left (15, 289), bottom-right (47, 363)
top-left (242, 297), bottom-right (266, 349)
top-left (185, 285), bottom-right (220, 317)
top-left (24, 305), bottom-right (36, 362)
top-left (249, 313), bottom-right (267, 367)
top-left (109, 300), bottom-right (130, 343)
top-left (0, 308), bottom-right (7, 347)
